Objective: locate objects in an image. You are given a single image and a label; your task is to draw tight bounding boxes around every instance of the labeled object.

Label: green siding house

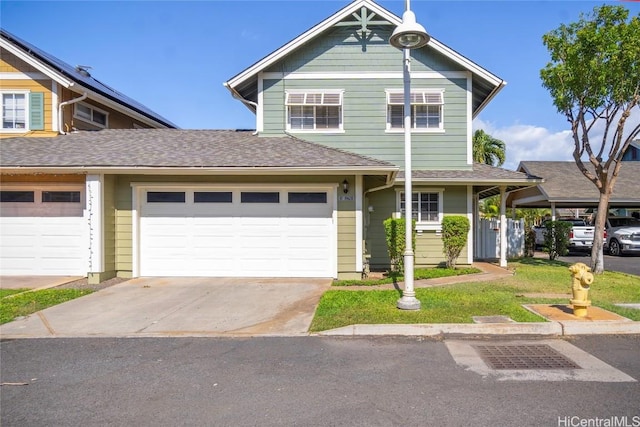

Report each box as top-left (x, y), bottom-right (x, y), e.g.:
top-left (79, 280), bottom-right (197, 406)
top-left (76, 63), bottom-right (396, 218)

top-left (0, 1), bottom-right (539, 281)
top-left (224, 0), bottom-right (539, 272)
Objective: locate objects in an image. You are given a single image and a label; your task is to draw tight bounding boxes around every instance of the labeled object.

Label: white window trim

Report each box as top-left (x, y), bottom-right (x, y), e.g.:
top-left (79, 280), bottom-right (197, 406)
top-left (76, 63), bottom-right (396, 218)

top-left (396, 187), bottom-right (445, 232)
top-left (1, 90), bottom-right (30, 133)
top-left (285, 89), bottom-right (345, 133)
top-left (385, 89), bottom-right (445, 133)
top-left (74, 101), bottom-right (109, 128)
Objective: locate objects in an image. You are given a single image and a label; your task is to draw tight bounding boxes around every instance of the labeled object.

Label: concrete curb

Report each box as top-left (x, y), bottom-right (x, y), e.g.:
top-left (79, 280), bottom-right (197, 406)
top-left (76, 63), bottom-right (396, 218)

top-left (316, 321), bottom-right (640, 337)
top-left (559, 320), bottom-right (640, 335)
top-left (316, 322), bottom-right (563, 337)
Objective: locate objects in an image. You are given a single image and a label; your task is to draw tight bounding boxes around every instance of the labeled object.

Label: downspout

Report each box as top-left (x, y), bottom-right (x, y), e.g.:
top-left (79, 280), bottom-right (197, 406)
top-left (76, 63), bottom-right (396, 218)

top-left (58, 92), bottom-right (88, 135)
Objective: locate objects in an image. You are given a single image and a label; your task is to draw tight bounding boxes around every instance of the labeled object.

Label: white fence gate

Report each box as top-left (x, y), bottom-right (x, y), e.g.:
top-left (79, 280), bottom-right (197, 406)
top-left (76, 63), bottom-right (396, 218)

top-left (476, 218), bottom-right (525, 260)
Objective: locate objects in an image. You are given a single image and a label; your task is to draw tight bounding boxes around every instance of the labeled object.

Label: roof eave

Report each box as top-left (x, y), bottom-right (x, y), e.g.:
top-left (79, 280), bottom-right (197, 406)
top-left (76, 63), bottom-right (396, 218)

top-left (0, 166), bottom-right (399, 176)
top-left (0, 37), bottom-right (74, 88)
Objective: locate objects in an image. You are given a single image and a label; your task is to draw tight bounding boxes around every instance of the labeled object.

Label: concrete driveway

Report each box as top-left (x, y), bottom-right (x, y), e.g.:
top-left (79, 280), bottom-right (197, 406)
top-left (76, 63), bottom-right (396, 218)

top-left (0, 277), bottom-right (332, 338)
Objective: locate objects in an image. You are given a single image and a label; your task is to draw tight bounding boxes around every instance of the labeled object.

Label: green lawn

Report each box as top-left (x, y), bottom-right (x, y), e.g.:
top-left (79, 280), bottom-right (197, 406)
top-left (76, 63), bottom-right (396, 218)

top-left (310, 258), bottom-right (640, 332)
top-left (0, 289), bottom-right (93, 325)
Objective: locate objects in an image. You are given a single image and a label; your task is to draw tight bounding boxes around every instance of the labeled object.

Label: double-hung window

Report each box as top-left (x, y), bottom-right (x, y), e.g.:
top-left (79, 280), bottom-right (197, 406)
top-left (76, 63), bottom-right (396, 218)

top-left (75, 102), bottom-right (108, 128)
top-left (286, 91), bottom-right (343, 132)
top-left (387, 90), bottom-right (444, 131)
top-left (2, 92), bottom-right (27, 131)
top-left (399, 189), bottom-right (444, 231)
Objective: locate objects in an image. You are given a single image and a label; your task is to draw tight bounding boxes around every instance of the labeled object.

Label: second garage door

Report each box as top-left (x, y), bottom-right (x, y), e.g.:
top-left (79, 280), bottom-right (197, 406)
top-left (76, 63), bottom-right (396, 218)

top-left (138, 186), bottom-right (336, 277)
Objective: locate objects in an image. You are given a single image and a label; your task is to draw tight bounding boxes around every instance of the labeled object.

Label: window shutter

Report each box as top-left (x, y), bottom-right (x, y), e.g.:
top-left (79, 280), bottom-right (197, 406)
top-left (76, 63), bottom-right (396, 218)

top-left (29, 92), bottom-right (45, 130)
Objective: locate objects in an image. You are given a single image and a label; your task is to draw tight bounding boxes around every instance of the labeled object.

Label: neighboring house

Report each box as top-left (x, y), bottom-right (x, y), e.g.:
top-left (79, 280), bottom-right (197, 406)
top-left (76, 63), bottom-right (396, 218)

top-left (507, 161), bottom-right (640, 216)
top-left (0, 29), bottom-right (176, 137)
top-left (622, 140), bottom-right (640, 161)
top-left (1, 1), bottom-right (539, 282)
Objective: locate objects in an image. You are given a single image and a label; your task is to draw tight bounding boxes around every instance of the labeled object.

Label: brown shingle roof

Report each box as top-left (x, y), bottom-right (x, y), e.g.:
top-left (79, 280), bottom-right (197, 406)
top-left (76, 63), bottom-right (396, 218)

top-left (0, 129), bottom-right (396, 170)
top-left (513, 161), bottom-right (640, 207)
top-left (399, 163), bottom-right (541, 182)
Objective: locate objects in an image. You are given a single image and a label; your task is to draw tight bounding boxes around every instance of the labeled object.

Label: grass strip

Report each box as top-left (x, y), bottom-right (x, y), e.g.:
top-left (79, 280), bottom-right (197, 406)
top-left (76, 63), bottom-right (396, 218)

top-left (0, 289), bottom-right (93, 325)
top-left (0, 289), bottom-right (29, 299)
top-left (311, 258), bottom-right (640, 332)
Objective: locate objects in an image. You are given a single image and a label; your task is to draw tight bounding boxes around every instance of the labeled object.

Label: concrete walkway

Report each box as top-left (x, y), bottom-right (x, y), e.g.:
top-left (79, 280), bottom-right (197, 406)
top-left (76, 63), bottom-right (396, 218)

top-left (338, 261), bottom-right (513, 291)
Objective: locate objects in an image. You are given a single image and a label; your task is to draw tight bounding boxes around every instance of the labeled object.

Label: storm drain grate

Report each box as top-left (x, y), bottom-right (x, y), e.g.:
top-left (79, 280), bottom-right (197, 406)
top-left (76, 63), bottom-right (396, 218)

top-left (473, 344), bottom-right (582, 370)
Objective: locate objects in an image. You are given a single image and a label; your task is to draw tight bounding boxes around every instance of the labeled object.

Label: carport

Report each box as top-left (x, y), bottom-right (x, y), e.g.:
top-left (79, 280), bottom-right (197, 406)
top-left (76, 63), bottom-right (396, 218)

top-left (507, 161), bottom-right (640, 217)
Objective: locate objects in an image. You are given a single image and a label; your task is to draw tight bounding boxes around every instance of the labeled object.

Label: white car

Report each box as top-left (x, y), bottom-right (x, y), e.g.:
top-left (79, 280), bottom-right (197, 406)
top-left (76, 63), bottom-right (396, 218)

top-left (605, 217), bottom-right (640, 256)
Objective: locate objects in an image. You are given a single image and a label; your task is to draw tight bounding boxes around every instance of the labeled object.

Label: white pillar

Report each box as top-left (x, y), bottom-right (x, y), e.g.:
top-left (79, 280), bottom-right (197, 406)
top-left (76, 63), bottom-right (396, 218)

top-left (499, 186), bottom-right (507, 268)
top-left (86, 175), bottom-right (104, 274)
top-left (551, 203), bottom-right (557, 221)
top-left (355, 175), bottom-right (363, 273)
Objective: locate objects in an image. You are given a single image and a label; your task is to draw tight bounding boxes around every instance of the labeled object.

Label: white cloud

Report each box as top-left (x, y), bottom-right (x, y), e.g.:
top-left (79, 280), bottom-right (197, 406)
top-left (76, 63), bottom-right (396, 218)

top-left (473, 119), bottom-right (574, 170)
top-left (474, 106), bottom-right (640, 171)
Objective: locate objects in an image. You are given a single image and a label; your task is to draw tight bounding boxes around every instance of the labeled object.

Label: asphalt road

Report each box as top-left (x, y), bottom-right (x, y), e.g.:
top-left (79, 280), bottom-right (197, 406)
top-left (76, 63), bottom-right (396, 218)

top-left (557, 251), bottom-right (640, 276)
top-left (2, 336), bottom-right (639, 427)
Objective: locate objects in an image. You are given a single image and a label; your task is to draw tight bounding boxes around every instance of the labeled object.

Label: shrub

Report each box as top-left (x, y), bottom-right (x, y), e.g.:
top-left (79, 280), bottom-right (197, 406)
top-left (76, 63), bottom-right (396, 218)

top-left (383, 217), bottom-right (415, 274)
top-left (524, 226), bottom-right (537, 257)
top-left (543, 220), bottom-right (572, 260)
top-left (442, 216), bottom-right (470, 269)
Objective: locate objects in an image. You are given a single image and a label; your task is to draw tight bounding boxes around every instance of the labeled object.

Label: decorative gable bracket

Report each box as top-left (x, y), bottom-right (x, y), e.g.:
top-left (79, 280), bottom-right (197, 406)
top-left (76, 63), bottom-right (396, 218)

top-left (334, 6), bottom-right (393, 51)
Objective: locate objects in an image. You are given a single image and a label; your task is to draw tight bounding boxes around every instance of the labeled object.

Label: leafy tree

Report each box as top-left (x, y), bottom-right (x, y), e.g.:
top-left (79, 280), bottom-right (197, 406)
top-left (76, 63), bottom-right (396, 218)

top-left (472, 129), bottom-right (506, 167)
top-left (479, 195), bottom-right (500, 218)
top-left (540, 5), bottom-right (640, 273)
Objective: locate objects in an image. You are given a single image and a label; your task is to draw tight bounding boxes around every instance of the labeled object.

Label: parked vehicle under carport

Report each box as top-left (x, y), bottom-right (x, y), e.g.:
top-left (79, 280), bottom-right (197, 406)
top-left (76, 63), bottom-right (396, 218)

top-left (604, 216), bottom-right (640, 256)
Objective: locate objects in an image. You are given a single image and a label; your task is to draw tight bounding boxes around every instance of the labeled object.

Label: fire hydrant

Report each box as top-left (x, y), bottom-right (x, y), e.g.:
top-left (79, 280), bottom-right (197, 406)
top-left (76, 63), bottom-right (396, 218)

top-left (569, 262), bottom-right (594, 317)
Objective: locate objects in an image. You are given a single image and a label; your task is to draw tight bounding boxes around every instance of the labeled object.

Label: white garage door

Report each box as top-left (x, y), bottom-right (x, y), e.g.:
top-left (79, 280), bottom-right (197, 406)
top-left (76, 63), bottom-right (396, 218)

top-left (138, 186), bottom-right (335, 277)
top-left (0, 185), bottom-right (88, 275)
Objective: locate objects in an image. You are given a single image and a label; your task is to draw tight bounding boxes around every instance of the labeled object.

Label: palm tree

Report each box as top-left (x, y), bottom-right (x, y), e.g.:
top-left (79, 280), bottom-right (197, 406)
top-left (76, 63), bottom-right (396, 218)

top-left (473, 129), bottom-right (506, 167)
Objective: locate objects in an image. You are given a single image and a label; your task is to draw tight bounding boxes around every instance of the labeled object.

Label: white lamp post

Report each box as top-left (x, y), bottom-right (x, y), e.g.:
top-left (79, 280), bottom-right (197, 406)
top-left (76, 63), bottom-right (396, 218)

top-left (390, 0), bottom-right (429, 310)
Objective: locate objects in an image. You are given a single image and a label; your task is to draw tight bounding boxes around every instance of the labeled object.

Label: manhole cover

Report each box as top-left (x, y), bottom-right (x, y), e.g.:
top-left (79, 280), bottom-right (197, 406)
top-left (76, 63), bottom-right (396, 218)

top-left (473, 344), bottom-right (581, 370)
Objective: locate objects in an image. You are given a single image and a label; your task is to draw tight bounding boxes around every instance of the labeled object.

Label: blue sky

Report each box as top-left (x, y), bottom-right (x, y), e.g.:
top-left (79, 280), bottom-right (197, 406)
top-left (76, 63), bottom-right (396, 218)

top-left (2, 0), bottom-right (638, 170)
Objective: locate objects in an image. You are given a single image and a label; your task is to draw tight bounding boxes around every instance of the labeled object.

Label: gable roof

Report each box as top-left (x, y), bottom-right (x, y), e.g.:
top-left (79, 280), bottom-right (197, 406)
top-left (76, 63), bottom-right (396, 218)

top-left (224, 0), bottom-right (505, 118)
top-left (0, 129), bottom-right (397, 175)
top-left (508, 161), bottom-right (640, 207)
top-left (0, 29), bottom-right (177, 129)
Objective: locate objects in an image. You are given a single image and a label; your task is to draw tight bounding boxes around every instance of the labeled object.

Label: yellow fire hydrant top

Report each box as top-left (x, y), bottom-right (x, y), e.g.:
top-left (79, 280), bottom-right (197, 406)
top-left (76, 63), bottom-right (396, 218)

top-left (569, 262), bottom-right (593, 317)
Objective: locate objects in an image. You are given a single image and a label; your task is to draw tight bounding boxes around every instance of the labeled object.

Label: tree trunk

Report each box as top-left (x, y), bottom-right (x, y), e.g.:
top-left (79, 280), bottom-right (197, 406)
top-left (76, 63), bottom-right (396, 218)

top-left (590, 191), bottom-right (611, 274)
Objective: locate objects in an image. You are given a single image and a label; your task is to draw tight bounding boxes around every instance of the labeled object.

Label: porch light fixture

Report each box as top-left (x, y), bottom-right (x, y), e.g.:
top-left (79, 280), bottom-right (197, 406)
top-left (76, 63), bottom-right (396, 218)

top-left (342, 179), bottom-right (349, 194)
top-left (391, 0), bottom-right (429, 311)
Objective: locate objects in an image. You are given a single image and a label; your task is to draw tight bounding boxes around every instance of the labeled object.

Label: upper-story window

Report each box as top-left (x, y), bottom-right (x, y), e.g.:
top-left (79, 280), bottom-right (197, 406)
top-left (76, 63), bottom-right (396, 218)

top-left (386, 90), bottom-right (444, 132)
top-left (285, 91), bottom-right (343, 132)
top-left (75, 102), bottom-right (108, 128)
top-left (2, 92), bottom-right (27, 131)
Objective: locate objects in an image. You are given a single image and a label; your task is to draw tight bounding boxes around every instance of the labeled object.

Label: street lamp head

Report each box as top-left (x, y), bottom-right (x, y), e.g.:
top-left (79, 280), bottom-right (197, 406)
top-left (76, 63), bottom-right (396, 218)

top-left (390, 10), bottom-right (430, 49)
